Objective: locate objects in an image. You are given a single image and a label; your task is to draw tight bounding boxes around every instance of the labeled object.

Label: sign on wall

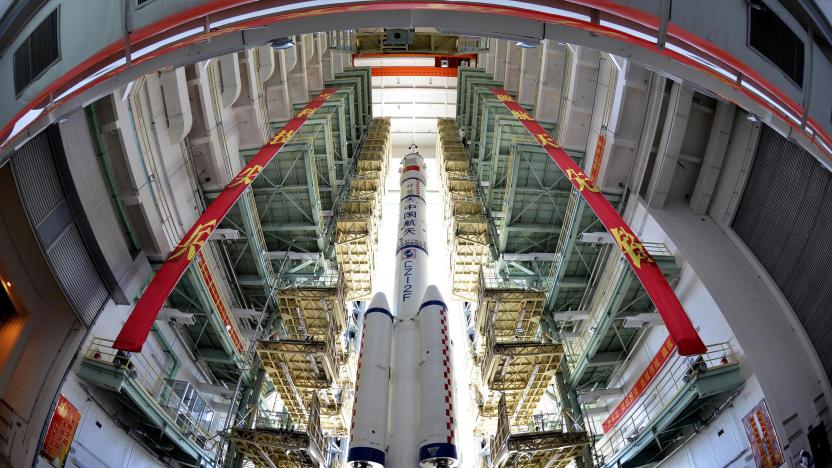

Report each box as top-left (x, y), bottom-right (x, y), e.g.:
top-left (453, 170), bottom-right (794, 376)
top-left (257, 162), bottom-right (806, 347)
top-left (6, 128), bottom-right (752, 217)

top-left (743, 400), bottom-right (785, 468)
top-left (41, 395), bottom-right (81, 467)
top-left (590, 130), bottom-right (606, 182)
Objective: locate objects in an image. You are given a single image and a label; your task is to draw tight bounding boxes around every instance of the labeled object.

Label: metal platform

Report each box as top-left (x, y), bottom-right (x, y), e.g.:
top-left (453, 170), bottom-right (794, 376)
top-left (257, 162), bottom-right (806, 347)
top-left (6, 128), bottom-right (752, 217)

top-left (230, 394), bottom-right (326, 467)
top-left (565, 244), bottom-right (680, 390)
top-left (256, 338), bottom-right (339, 429)
top-left (597, 343), bottom-right (743, 467)
top-left (475, 267), bottom-right (548, 343)
top-left (491, 395), bottom-right (588, 468)
top-left (480, 332), bottom-right (565, 432)
top-left (275, 278), bottom-right (347, 343)
top-left (78, 339), bottom-right (218, 467)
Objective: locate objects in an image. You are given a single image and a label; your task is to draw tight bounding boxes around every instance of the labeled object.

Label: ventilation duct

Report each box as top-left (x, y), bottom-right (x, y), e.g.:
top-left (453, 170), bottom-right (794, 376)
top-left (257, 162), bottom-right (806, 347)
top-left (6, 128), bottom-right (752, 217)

top-left (218, 53), bottom-right (242, 108)
top-left (159, 67), bottom-right (192, 144)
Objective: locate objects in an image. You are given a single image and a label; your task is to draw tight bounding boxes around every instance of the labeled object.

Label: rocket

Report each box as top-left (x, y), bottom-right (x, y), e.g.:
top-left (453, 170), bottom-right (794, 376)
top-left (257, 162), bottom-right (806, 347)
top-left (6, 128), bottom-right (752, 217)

top-left (349, 151), bottom-right (459, 468)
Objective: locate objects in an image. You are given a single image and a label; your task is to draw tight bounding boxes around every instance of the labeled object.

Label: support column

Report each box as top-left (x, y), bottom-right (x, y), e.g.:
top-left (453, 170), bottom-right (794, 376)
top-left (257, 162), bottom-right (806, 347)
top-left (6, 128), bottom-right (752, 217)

top-left (557, 358), bottom-right (591, 468)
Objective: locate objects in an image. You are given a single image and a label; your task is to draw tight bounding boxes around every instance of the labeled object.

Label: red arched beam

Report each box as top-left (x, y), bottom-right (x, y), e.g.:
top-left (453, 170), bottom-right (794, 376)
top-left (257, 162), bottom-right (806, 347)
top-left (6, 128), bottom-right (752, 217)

top-left (2, 2), bottom-right (829, 166)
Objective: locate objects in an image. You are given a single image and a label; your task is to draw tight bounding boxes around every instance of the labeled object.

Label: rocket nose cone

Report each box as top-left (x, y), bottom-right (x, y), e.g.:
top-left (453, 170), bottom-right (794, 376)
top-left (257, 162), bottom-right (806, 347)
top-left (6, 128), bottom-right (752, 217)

top-left (421, 285), bottom-right (444, 304)
top-left (367, 292), bottom-right (391, 313)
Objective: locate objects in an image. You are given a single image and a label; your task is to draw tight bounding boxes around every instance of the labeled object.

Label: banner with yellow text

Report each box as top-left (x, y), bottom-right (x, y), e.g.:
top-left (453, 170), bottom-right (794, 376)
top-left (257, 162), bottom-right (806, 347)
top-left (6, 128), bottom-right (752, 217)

top-left (490, 88), bottom-right (705, 356)
top-left (113, 88), bottom-right (338, 352)
top-left (41, 395), bottom-right (81, 467)
top-left (603, 336), bottom-right (676, 432)
top-left (743, 400), bottom-right (785, 468)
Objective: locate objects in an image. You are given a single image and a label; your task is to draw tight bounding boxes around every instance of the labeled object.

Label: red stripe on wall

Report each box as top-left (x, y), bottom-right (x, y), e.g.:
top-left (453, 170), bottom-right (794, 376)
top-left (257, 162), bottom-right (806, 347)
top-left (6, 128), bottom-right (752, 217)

top-left (371, 66), bottom-right (458, 77)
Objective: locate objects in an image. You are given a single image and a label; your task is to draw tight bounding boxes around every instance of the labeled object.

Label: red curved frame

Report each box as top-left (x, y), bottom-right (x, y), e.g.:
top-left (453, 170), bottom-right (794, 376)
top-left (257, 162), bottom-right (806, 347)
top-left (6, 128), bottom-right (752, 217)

top-left (2, 1), bottom-right (830, 161)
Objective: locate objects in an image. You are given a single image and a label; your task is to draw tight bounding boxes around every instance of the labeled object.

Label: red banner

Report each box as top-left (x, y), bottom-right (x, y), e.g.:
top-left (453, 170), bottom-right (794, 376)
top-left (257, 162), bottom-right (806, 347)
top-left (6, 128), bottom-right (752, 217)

top-left (113, 88), bottom-right (337, 352)
top-left (490, 88), bottom-right (705, 356)
top-left (603, 336), bottom-right (676, 432)
top-left (41, 395), bottom-right (81, 467)
top-left (743, 400), bottom-right (785, 468)
top-left (197, 256), bottom-right (244, 353)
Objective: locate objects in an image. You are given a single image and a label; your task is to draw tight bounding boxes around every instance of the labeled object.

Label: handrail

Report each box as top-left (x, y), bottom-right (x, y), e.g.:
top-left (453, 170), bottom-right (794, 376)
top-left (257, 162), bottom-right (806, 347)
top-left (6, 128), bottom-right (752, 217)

top-left (564, 241), bottom-right (674, 367)
top-left (83, 337), bottom-right (218, 455)
top-left (595, 341), bottom-right (736, 463)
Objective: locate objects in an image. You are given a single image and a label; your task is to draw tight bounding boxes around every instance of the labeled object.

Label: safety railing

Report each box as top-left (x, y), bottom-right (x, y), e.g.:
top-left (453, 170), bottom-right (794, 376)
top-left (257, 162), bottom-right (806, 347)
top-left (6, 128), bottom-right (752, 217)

top-left (564, 242), bottom-right (673, 367)
top-left (596, 342), bottom-right (736, 463)
top-left (253, 409), bottom-right (296, 431)
top-left (83, 337), bottom-right (218, 453)
top-left (480, 263), bottom-right (549, 292)
top-left (518, 412), bottom-right (566, 434)
top-left (279, 270), bottom-right (342, 289)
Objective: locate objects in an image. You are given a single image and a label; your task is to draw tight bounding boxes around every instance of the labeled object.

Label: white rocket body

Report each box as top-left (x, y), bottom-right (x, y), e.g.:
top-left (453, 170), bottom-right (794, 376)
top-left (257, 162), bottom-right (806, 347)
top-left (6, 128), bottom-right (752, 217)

top-left (351, 152), bottom-right (458, 468)
top-left (388, 153), bottom-right (429, 466)
top-left (348, 292), bottom-right (393, 467)
top-left (417, 285), bottom-right (458, 467)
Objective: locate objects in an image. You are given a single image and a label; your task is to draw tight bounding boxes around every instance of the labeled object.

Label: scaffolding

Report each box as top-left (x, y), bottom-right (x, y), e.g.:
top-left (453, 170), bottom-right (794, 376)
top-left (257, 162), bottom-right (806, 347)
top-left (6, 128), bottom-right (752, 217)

top-left (335, 118), bottom-right (390, 300)
top-left (230, 393), bottom-right (327, 467)
top-left (479, 320), bottom-right (565, 429)
top-left (261, 278), bottom-right (356, 435)
top-left (276, 273), bottom-right (347, 344)
top-left (475, 264), bottom-right (547, 343)
top-left (491, 395), bottom-right (589, 468)
top-left (437, 118), bottom-right (491, 301)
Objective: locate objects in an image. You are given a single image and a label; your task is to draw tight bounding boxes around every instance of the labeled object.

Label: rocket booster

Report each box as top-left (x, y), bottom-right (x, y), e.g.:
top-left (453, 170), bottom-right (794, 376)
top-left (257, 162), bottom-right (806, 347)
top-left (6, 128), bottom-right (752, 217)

top-left (348, 292), bottom-right (393, 467)
top-left (417, 285), bottom-right (458, 467)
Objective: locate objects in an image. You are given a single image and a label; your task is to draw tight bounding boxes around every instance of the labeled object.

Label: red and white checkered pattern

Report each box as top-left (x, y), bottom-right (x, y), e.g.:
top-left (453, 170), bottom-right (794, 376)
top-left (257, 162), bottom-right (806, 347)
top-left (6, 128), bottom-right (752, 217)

top-left (440, 307), bottom-right (455, 444)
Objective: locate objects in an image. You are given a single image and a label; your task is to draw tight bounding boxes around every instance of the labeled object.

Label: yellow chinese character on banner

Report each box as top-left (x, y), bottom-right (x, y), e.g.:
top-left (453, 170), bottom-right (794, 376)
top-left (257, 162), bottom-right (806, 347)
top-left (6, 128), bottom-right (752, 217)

top-left (269, 129), bottom-right (295, 145)
top-left (610, 227), bottom-right (655, 269)
top-left (229, 165), bottom-right (263, 188)
top-left (535, 133), bottom-right (560, 148)
top-left (511, 109), bottom-right (533, 120)
top-left (169, 220), bottom-right (217, 261)
top-left (566, 169), bottom-right (601, 193)
top-left (296, 108), bottom-right (317, 118)
top-left (496, 93), bottom-right (514, 102)
top-left (320, 91), bottom-right (334, 99)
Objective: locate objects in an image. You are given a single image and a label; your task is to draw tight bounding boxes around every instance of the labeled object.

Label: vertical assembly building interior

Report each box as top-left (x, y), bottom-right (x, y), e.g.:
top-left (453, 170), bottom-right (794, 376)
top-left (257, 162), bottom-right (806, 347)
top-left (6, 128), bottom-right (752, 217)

top-left (0, 1), bottom-right (831, 467)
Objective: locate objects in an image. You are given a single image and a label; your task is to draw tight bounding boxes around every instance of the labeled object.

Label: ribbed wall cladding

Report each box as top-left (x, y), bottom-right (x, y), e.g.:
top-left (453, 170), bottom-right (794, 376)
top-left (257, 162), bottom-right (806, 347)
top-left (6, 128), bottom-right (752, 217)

top-left (12, 132), bottom-right (63, 226)
top-left (47, 225), bottom-right (109, 326)
top-left (12, 131), bottom-right (108, 327)
top-left (733, 126), bottom-right (832, 381)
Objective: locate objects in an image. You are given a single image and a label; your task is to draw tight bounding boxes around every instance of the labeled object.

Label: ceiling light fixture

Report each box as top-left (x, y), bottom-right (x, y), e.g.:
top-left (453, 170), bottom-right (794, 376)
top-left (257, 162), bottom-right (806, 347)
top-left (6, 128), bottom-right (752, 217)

top-left (515, 40), bottom-right (540, 49)
top-left (270, 37), bottom-right (295, 50)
